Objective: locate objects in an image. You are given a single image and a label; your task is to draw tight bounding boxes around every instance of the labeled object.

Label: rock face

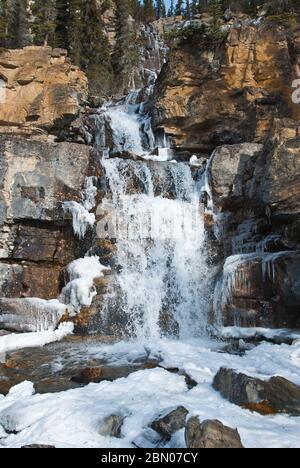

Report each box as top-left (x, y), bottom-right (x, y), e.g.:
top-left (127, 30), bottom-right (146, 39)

top-left (0, 47), bottom-right (88, 135)
top-left (217, 252), bottom-right (300, 328)
top-left (213, 368), bottom-right (300, 416)
top-left (150, 406), bottom-right (189, 440)
top-left (185, 416), bottom-right (244, 449)
top-left (0, 137), bottom-right (92, 302)
top-left (0, 47), bottom-right (97, 331)
top-left (153, 21), bottom-right (300, 154)
top-left (211, 119), bottom-right (300, 328)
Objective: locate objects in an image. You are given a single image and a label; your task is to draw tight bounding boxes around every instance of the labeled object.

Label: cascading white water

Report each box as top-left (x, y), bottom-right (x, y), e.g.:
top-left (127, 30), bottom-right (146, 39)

top-left (99, 157), bottom-right (212, 340)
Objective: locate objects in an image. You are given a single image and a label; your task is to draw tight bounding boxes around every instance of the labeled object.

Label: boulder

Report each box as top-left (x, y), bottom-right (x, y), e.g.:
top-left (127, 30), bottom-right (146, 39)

top-left (150, 406), bottom-right (189, 439)
top-left (99, 415), bottom-right (124, 438)
top-left (0, 47), bottom-right (87, 134)
top-left (213, 368), bottom-right (300, 416)
top-left (185, 417), bottom-right (244, 449)
top-left (71, 367), bottom-right (103, 384)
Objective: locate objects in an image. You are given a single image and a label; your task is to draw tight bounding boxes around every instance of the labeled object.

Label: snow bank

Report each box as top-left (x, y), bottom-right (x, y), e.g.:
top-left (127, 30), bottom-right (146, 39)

top-left (0, 338), bottom-right (299, 448)
top-left (221, 327), bottom-right (300, 342)
top-left (61, 256), bottom-right (108, 314)
top-left (0, 322), bottom-right (74, 355)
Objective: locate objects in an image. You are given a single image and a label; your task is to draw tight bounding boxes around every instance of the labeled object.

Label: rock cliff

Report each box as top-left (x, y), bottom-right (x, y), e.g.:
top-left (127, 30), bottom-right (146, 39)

top-left (0, 47), bottom-right (88, 138)
top-left (153, 21), bottom-right (300, 154)
top-left (0, 47), bottom-right (93, 308)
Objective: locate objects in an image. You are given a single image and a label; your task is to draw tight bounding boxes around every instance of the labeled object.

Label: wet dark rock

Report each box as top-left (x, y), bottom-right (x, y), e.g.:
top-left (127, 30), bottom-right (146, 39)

top-left (0, 338), bottom-right (161, 395)
top-left (71, 367), bottom-right (103, 384)
top-left (21, 445), bottom-right (56, 449)
top-left (213, 368), bottom-right (300, 416)
top-left (185, 417), bottom-right (244, 449)
top-left (150, 406), bottom-right (189, 440)
top-left (99, 414), bottom-right (124, 438)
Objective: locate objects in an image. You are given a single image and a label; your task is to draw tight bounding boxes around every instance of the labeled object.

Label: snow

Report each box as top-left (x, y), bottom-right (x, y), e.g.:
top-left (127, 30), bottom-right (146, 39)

top-left (0, 337), bottom-right (299, 448)
top-left (222, 327), bottom-right (300, 342)
top-left (63, 201), bottom-right (95, 239)
top-left (0, 322), bottom-right (74, 356)
top-left (0, 298), bottom-right (67, 333)
top-left (60, 256), bottom-right (109, 314)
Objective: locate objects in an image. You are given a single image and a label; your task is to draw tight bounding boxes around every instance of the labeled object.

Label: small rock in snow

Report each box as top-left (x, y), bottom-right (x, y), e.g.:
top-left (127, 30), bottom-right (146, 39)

top-left (21, 444), bottom-right (56, 449)
top-left (150, 406), bottom-right (189, 440)
top-left (185, 417), bottom-right (244, 449)
top-left (99, 414), bottom-right (124, 438)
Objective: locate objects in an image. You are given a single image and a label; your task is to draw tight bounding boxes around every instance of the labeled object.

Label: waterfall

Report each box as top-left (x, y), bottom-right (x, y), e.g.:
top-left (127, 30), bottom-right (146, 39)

top-left (98, 157), bottom-right (212, 340)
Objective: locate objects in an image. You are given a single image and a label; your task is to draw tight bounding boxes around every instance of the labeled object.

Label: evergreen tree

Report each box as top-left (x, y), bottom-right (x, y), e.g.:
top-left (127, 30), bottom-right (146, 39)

top-left (156, 0), bottom-right (164, 18)
top-left (143, 0), bottom-right (156, 22)
top-left (2, 0), bottom-right (30, 48)
top-left (175, 0), bottom-right (183, 16)
top-left (168, 0), bottom-right (174, 16)
top-left (113, 0), bottom-right (139, 92)
top-left (209, 0), bottom-right (223, 31)
top-left (55, 0), bottom-right (69, 50)
top-left (0, 0), bottom-right (7, 47)
top-left (31, 0), bottom-right (57, 46)
top-left (67, 0), bottom-right (84, 65)
top-left (191, 0), bottom-right (199, 16)
top-left (185, 0), bottom-right (191, 18)
top-left (129, 0), bottom-right (142, 20)
top-left (81, 0), bottom-right (112, 94)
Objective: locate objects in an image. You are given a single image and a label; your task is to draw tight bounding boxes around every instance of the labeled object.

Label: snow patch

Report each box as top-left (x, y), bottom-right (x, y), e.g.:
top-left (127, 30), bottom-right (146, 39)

top-left (0, 322), bottom-right (74, 356)
top-left (60, 256), bottom-right (108, 314)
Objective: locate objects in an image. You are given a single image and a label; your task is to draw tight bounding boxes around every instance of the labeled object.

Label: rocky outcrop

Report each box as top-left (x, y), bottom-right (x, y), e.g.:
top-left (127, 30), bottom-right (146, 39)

top-left (0, 47), bottom-right (88, 137)
top-left (217, 252), bottom-right (300, 328)
top-left (210, 119), bottom-right (300, 328)
top-left (185, 416), bottom-right (244, 449)
top-left (213, 368), bottom-right (300, 416)
top-left (153, 21), bottom-right (300, 155)
top-left (150, 406), bottom-right (189, 440)
top-left (0, 137), bottom-right (93, 302)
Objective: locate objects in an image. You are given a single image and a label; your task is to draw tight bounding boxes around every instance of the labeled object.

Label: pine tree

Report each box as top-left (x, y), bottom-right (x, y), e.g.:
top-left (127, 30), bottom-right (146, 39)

top-left (168, 0), bottom-right (174, 16)
top-left (113, 0), bottom-right (139, 91)
top-left (175, 0), bottom-right (183, 16)
top-left (55, 0), bottom-right (69, 50)
top-left (31, 0), bottom-right (57, 46)
top-left (185, 0), bottom-right (191, 18)
top-left (129, 0), bottom-right (142, 20)
top-left (67, 0), bottom-right (84, 65)
top-left (81, 0), bottom-right (112, 94)
top-left (156, 0), bottom-right (164, 18)
top-left (0, 0), bottom-right (7, 47)
top-left (143, 0), bottom-right (156, 22)
top-left (191, 0), bottom-right (198, 17)
top-left (209, 0), bottom-right (223, 32)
